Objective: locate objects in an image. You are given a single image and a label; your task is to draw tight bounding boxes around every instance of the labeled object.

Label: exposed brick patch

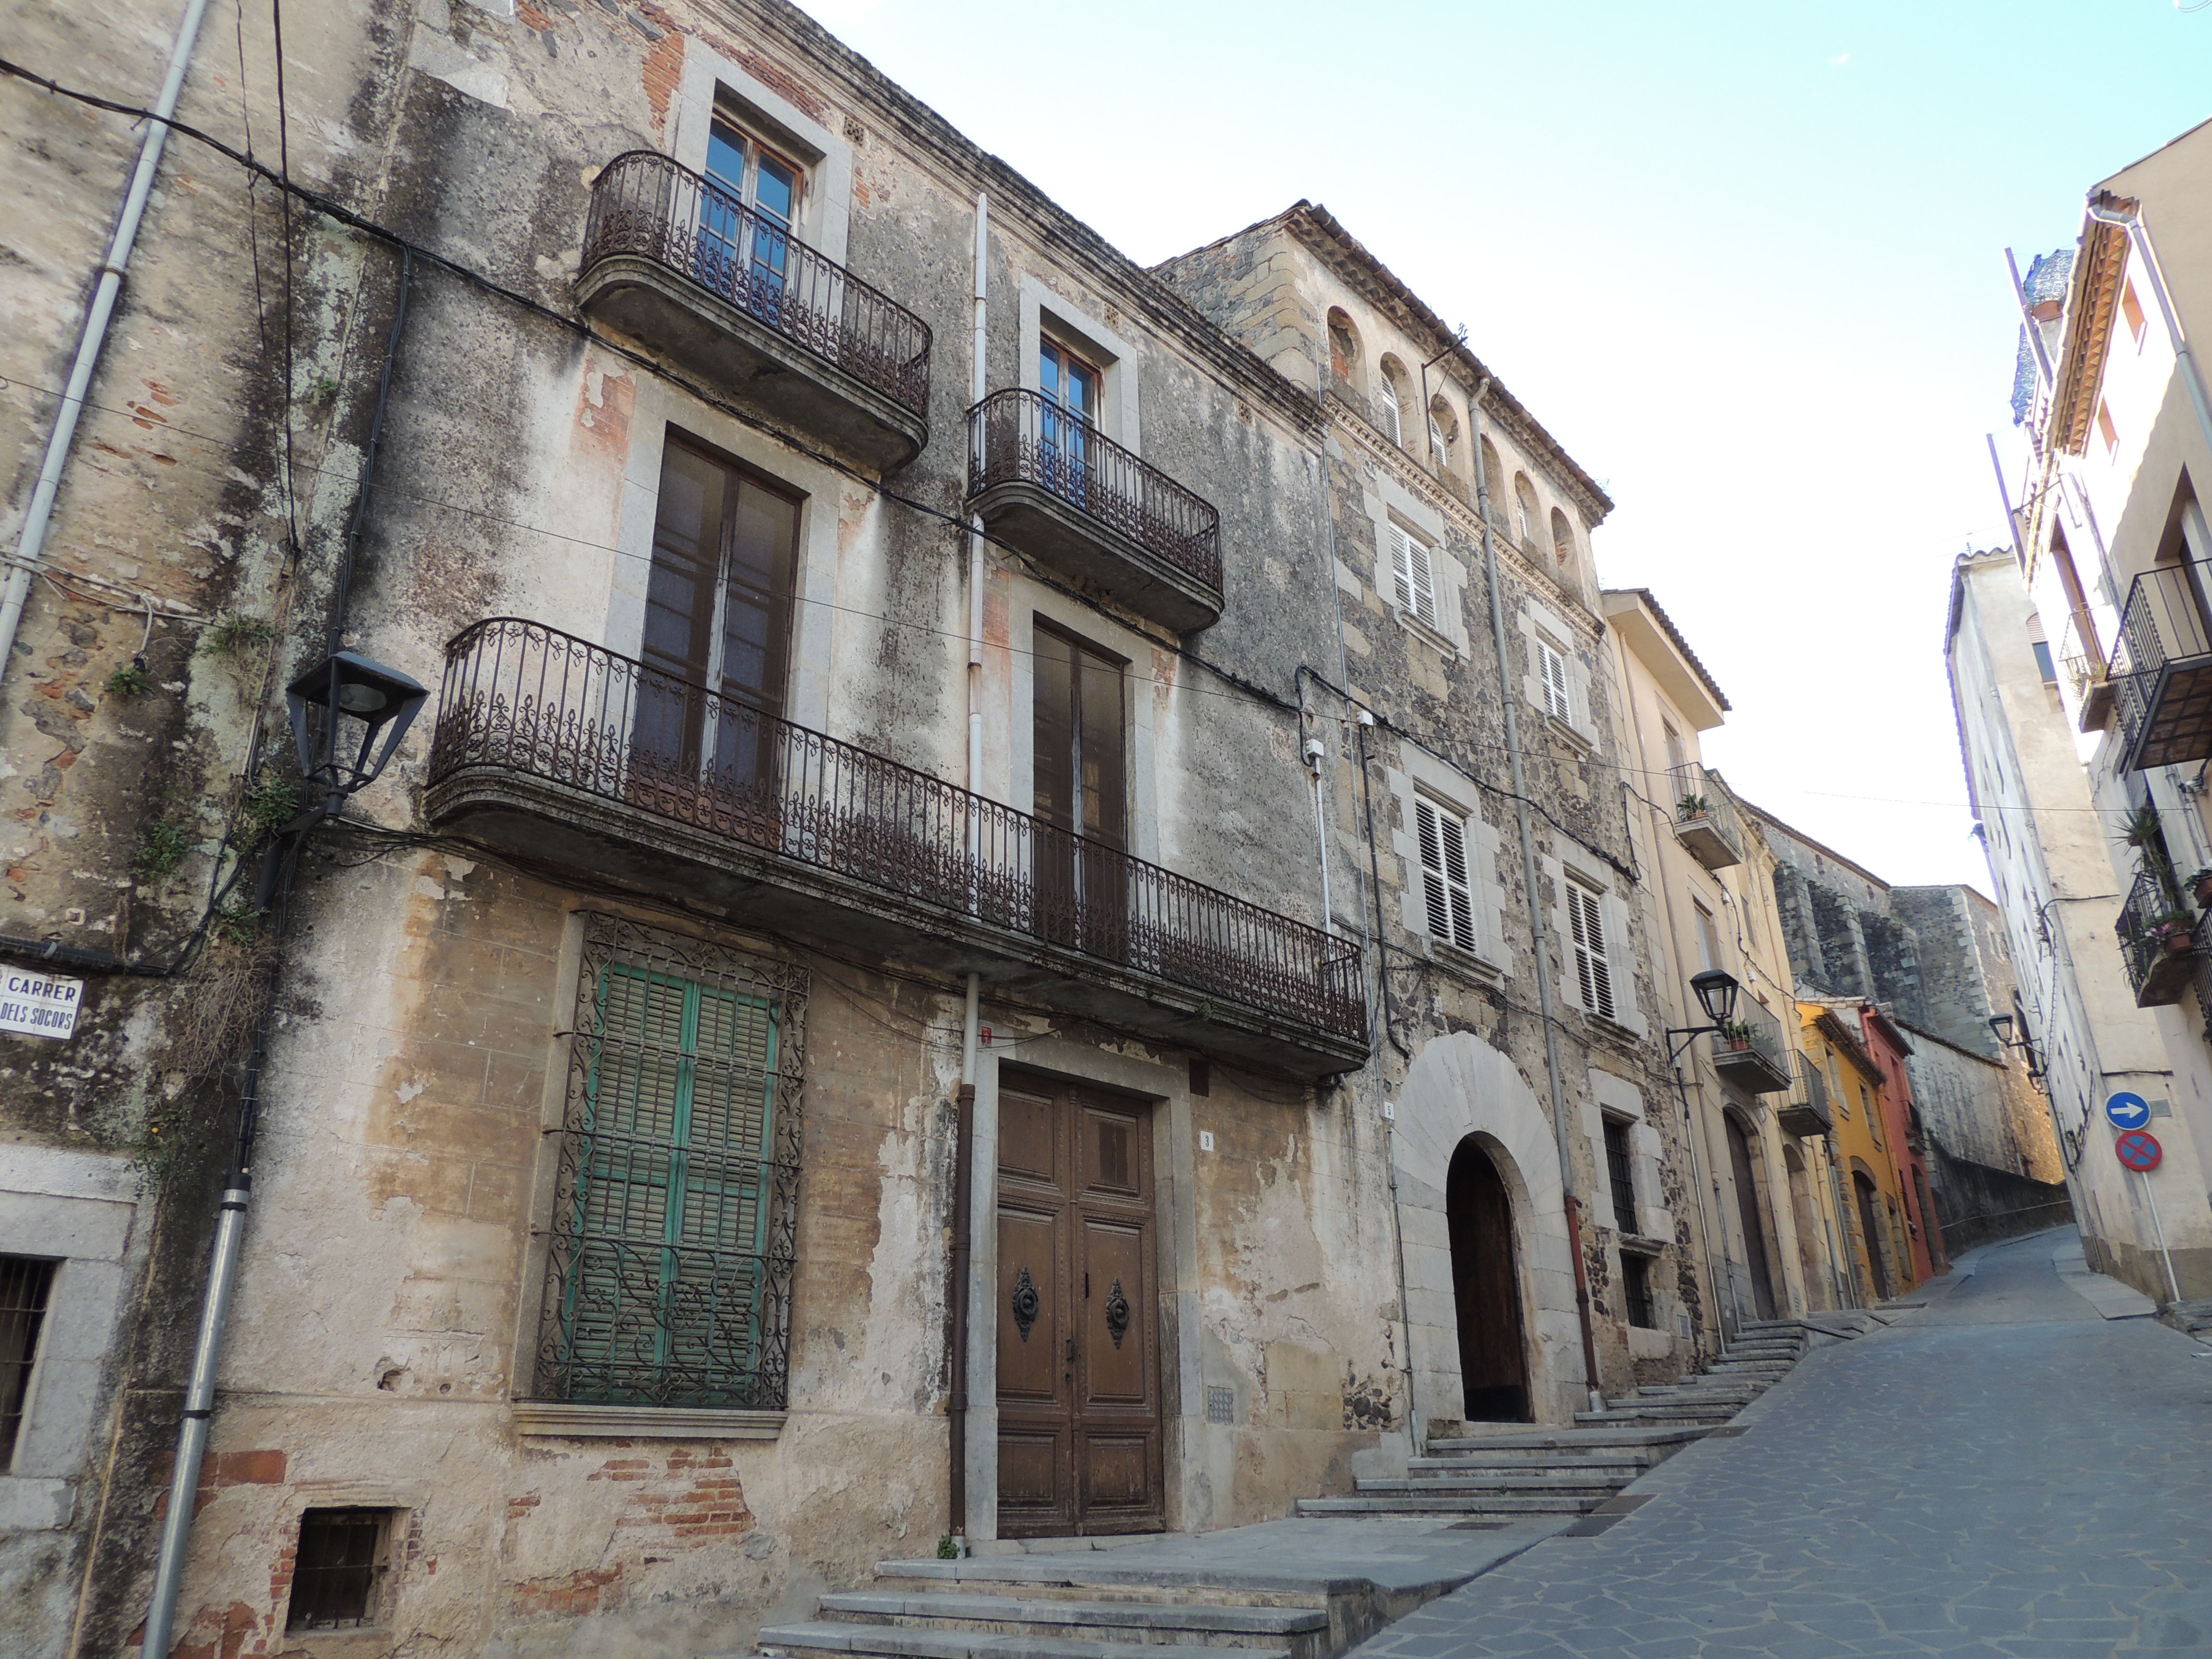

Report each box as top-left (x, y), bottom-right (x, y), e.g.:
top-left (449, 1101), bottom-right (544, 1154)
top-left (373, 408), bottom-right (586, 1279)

top-left (641, 28), bottom-right (685, 135)
top-left (150, 1448), bottom-right (288, 1520)
top-left (505, 1449), bottom-right (755, 1620)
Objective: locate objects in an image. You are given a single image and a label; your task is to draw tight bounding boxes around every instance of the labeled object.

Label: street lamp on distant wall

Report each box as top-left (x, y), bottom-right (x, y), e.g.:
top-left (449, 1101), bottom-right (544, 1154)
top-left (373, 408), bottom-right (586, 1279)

top-left (1665, 969), bottom-right (1747, 1337)
top-left (1987, 1012), bottom-right (2046, 1094)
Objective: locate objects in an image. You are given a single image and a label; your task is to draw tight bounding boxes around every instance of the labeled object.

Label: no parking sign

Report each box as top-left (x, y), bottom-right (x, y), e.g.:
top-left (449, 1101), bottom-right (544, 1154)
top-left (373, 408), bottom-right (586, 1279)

top-left (2115, 1129), bottom-right (2163, 1172)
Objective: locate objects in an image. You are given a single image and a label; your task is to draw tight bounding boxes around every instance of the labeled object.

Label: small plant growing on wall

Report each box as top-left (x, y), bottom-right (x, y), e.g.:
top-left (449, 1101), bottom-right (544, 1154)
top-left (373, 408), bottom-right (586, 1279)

top-left (105, 660), bottom-right (155, 700)
top-left (132, 820), bottom-right (193, 883)
top-left (242, 778), bottom-right (301, 841)
top-left (203, 614), bottom-right (276, 663)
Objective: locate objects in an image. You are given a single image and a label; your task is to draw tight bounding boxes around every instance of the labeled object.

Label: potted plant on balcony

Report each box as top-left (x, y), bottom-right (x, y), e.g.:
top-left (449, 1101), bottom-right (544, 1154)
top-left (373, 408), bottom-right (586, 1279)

top-left (2188, 867), bottom-right (2212, 909)
top-left (2153, 913), bottom-right (2199, 959)
top-left (1677, 794), bottom-right (1710, 822)
top-left (1718, 1019), bottom-right (1754, 1052)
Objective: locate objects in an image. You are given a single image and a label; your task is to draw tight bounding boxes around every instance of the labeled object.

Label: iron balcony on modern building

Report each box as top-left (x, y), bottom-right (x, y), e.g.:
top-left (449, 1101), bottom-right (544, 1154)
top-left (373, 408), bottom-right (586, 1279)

top-left (424, 619), bottom-right (1365, 1075)
top-left (2110, 559), bottom-right (2212, 771)
top-left (1709, 996), bottom-right (1792, 1096)
top-left (2056, 612), bottom-right (2115, 734)
top-left (2116, 866), bottom-right (2198, 1009)
top-left (1668, 761), bottom-right (1743, 872)
top-left (966, 388), bottom-right (1223, 633)
top-left (1777, 1051), bottom-right (1833, 1139)
top-left (576, 151), bottom-right (932, 470)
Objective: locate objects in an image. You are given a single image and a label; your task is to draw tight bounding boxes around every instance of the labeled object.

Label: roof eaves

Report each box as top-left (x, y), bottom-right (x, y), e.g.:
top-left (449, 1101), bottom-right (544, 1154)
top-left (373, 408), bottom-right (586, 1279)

top-left (1602, 587), bottom-right (1731, 712)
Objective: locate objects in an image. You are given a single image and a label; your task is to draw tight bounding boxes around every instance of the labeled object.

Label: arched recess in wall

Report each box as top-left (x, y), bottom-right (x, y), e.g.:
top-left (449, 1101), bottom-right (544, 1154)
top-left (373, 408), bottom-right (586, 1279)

top-left (1428, 396), bottom-right (1460, 474)
top-left (1513, 473), bottom-right (1541, 547)
top-left (1479, 436), bottom-right (1506, 518)
top-left (1326, 307), bottom-right (1361, 388)
top-left (1549, 507), bottom-right (1579, 596)
top-left (1376, 355), bottom-right (1409, 447)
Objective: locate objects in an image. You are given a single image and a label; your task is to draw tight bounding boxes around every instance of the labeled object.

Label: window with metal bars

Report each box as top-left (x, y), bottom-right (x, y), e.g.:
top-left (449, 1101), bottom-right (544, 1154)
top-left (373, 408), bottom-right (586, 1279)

top-left (0, 1256), bottom-right (56, 1467)
top-left (1565, 875), bottom-right (1615, 1022)
top-left (1601, 1117), bottom-right (1638, 1236)
top-left (1413, 796), bottom-right (1478, 953)
top-left (1621, 1255), bottom-right (1657, 1330)
top-left (1387, 521), bottom-right (1439, 631)
top-left (287, 1508), bottom-right (392, 1631)
top-left (535, 916), bottom-right (808, 1409)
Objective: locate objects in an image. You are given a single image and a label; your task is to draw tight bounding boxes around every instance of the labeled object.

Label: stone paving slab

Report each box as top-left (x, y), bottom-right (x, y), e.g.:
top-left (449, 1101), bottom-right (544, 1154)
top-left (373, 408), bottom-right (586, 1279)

top-left (2053, 1239), bottom-right (2160, 1321)
top-left (1347, 1229), bottom-right (2212, 1658)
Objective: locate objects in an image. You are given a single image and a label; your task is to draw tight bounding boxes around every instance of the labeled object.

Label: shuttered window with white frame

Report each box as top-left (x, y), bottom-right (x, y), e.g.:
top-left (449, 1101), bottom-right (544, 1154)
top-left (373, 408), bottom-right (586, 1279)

top-left (1536, 631), bottom-right (1573, 722)
top-left (1376, 380), bottom-right (1402, 444)
top-left (1414, 796), bottom-right (1478, 952)
top-left (1565, 874), bottom-right (1616, 1021)
top-left (1388, 521), bottom-right (1440, 631)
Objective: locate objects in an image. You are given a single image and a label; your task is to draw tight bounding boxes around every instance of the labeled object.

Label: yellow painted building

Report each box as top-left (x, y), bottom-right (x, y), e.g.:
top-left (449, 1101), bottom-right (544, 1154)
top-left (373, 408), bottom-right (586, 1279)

top-left (1796, 1004), bottom-right (1921, 1302)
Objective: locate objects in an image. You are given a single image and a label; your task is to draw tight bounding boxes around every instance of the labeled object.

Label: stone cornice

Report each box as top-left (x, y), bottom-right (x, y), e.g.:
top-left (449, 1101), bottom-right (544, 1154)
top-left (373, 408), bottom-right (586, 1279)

top-left (2051, 210), bottom-right (2131, 458)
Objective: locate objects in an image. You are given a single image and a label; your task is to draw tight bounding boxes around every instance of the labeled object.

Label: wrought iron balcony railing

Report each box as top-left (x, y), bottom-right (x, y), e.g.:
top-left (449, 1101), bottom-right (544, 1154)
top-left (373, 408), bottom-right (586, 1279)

top-left (967, 388), bottom-right (1222, 597)
top-left (2116, 863), bottom-right (2197, 1006)
top-left (1778, 1050), bottom-right (1833, 1139)
top-left (1710, 994), bottom-right (1792, 1096)
top-left (2109, 559), bottom-right (2212, 770)
top-left (1669, 761), bottom-right (1743, 872)
top-left (427, 619), bottom-right (1364, 1052)
top-left (580, 150), bottom-right (932, 421)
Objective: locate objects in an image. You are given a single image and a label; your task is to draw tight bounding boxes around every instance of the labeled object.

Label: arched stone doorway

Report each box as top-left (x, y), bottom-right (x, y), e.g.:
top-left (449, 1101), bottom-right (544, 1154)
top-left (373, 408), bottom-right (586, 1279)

top-left (1723, 1112), bottom-right (1779, 1322)
top-left (1853, 1169), bottom-right (1893, 1301)
top-left (1446, 1137), bottom-right (1529, 1421)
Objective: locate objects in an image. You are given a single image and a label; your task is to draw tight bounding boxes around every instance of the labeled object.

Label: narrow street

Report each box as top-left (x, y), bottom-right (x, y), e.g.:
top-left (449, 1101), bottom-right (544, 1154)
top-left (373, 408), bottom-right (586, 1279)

top-left (1356, 1231), bottom-right (2212, 1658)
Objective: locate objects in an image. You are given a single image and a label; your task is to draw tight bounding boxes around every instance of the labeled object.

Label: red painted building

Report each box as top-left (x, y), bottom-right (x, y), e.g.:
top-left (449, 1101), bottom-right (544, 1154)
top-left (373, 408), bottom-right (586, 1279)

top-left (1861, 1005), bottom-right (1949, 1282)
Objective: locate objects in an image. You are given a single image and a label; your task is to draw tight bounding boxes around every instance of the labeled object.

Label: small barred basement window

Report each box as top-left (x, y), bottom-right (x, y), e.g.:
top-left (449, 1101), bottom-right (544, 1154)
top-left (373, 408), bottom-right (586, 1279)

top-left (1622, 1256), bottom-right (1657, 1331)
top-left (0, 1256), bottom-right (58, 1468)
top-left (535, 915), bottom-right (807, 1409)
top-left (287, 1508), bottom-right (393, 1631)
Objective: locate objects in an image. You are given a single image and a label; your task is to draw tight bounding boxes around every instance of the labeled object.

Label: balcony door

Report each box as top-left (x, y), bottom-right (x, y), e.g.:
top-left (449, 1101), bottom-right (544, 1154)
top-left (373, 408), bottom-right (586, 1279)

top-left (1032, 624), bottom-right (1127, 960)
top-left (633, 435), bottom-right (798, 835)
top-left (701, 119), bottom-right (801, 321)
top-left (1039, 339), bottom-right (1099, 508)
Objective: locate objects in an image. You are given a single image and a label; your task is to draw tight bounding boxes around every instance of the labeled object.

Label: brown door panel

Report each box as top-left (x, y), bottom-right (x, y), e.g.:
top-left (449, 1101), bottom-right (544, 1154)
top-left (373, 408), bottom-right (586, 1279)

top-left (999, 1086), bottom-right (1059, 1186)
top-left (1077, 1430), bottom-right (1157, 1527)
top-left (996, 1208), bottom-right (1065, 1406)
top-left (1078, 1218), bottom-right (1150, 1408)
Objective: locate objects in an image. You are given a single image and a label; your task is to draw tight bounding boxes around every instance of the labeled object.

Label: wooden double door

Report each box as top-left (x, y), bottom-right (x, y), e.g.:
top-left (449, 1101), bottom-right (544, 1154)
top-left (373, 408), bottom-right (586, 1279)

top-left (995, 1071), bottom-right (1162, 1537)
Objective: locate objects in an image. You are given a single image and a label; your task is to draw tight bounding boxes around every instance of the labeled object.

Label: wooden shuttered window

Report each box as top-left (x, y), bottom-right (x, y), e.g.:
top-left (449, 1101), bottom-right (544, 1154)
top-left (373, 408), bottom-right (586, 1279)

top-left (1536, 633), bottom-right (1573, 723)
top-left (1414, 797), bottom-right (1478, 953)
top-left (1388, 522), bottom-right (1439, 631)
top-left (540, 918), bottom-right (805, 1410)
top-left (1566, 876), bottom-right (1615, 1022)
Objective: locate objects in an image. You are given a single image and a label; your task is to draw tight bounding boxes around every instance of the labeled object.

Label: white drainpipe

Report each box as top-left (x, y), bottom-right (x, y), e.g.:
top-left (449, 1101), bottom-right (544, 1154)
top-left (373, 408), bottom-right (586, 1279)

top-left (0, 0), bottom-right (218, 685)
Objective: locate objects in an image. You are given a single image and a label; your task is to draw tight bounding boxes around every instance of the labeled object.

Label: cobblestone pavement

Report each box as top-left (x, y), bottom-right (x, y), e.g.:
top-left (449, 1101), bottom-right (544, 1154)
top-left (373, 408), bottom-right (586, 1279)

top-left (1354, 1229), bottom-right (2212, 1658)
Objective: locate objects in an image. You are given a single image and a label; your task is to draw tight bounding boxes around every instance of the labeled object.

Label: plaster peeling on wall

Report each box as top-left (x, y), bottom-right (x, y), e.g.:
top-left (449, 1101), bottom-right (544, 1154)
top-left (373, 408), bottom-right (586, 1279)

top-left (860, 1111), bottom-right (944, 1415)
top-left (408, 26), bottom-right (513, 110)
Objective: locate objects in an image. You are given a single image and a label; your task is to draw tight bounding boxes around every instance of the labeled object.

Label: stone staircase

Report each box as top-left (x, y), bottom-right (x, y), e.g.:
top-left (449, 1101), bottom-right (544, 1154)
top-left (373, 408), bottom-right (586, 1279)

top-left (755, 1320), bottom-right (1829, 1659)
top-left (757, 1553), bottom-right (1425, 1659)
top-left (1294, 1317), bottom-right (1815, 1521)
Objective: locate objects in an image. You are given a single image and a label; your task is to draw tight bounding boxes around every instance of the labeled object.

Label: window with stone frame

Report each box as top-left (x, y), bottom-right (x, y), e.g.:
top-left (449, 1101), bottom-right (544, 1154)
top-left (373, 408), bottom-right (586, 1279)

top-left (1535, 630), bottom-right (1573, 723)
top-left (534, 916), bottom-right (807, 1410)
top-left (1601, 1116), bottom-right (1638, 1236)
top-left (1414, 795), bottom-right (1479, 952)
top-left (0, 1256), bottom-right (57, 1470)
top-left (1565, 873), bottom-right (1616, 1022)
top-left (1387, 521), bottom-right (1440, 632)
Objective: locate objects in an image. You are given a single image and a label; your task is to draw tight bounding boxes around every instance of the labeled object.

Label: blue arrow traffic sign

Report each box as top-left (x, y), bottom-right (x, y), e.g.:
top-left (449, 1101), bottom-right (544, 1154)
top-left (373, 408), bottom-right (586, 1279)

top-left (2105, 1092), bottom-right (2152, 1131)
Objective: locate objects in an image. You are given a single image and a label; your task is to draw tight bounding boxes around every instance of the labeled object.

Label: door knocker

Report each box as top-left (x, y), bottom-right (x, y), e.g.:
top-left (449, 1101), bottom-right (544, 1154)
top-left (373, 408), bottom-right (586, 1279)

top-left (1105, 1278), bottom-right (1130, 1348)
top-left (1011, 1265), bottom-right (1040, 1341)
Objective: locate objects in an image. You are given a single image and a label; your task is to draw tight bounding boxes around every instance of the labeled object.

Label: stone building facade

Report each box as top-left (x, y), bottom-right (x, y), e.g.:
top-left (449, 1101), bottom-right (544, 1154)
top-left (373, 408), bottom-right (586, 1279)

top-left (0, 4), bottom-right (1713, 1657)
top-left (1749, 808), bottom-right (2068, 1257)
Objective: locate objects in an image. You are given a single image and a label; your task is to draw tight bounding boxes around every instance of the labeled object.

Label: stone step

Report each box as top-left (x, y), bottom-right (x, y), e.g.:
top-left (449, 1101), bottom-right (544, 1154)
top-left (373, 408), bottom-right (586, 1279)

top-left (1706, 1359), bottom-right (1794, 1373)
top-left (1576, 1404), bottom-right (1738, 1426)
top-left (816, 1591), bottom-right (1328, 1653)
top-left (1359, 1471), bottom-right (1628, 1494)
top-left (1294, 1491), bottom-right (1596, 1516)
top-left (1424, 1425), bottom-right (1712, 1453)
top-left (1719, 1343), bottom-right (1802, 1360)
top-left (871, 1562), bottom-right (1329, 1608)
top-left (759, 1621), bottom-right (1290, 1659)
top-left (1409, 1453), bottom-right (1653, 1475)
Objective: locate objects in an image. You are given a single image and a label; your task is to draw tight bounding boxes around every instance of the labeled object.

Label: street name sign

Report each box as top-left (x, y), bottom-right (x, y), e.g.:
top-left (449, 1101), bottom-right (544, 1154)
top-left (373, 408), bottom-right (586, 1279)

top-left (0, 969), bottom-right (84, 1039)
top-left (2115, 1129), bottom-right (2163, 1172)
top-left (2104, 1092), bottom-right (2152, 1131)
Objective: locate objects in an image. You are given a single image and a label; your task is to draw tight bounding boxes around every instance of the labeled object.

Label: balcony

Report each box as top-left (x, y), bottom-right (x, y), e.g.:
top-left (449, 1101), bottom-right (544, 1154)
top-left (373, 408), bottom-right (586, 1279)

top-left (577, 151), bottom-right (931, 470)
top-left (2110, 560), bottom-right (2212, 771)
top-left (2116, 865), bottom-right (2198, 1008)
top-left (2056, 612), bottom-right (2115, 734)
top-left (423, 619), bottom-right (1366, 1075)
top-left (966, 388), bottom-right (1222, 633)
top-left (1669, 762), bottom-right (1743, 872)
top-left (1709, 996), bottom-right (1792, 1096)
top-left (1777, 1051), bottom-right (1833, 1139)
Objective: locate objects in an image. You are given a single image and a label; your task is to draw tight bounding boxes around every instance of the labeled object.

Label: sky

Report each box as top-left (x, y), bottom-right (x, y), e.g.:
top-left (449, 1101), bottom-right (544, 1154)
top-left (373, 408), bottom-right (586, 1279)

top-left (794, 0), bottom-right (2212, 894)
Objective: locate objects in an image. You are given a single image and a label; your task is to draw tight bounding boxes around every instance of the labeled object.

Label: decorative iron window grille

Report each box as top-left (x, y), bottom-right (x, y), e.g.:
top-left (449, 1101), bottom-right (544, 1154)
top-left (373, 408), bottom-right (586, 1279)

top-left (1601, 1118), bottom-right (1638, 1236)
top-left (287, 1508), bottom-right (391, 1631)
top-left (534, 915), bottom-right (807, 1409)
top-left (0, 1256), bottom-right (57, 1467)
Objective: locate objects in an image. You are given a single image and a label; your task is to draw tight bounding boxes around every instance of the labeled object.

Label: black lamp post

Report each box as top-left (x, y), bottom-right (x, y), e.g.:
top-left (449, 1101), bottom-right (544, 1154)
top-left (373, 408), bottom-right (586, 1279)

top-left (1670, 969), bottom-right (1743, 1063)
top-left (287, 649), bottom-right (430, 811)
top-left (1988, 1012), bottom-right (2045, 1092)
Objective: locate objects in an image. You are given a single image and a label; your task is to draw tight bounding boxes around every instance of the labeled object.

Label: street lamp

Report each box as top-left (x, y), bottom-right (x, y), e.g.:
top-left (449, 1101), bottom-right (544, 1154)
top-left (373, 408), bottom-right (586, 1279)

top-left (1988, 1011), bottom-right (2044, 1092)
top-left (1691, 969), bottom-right (1741, 1029)
top-left (286, 650), bottom-right (429, 808)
